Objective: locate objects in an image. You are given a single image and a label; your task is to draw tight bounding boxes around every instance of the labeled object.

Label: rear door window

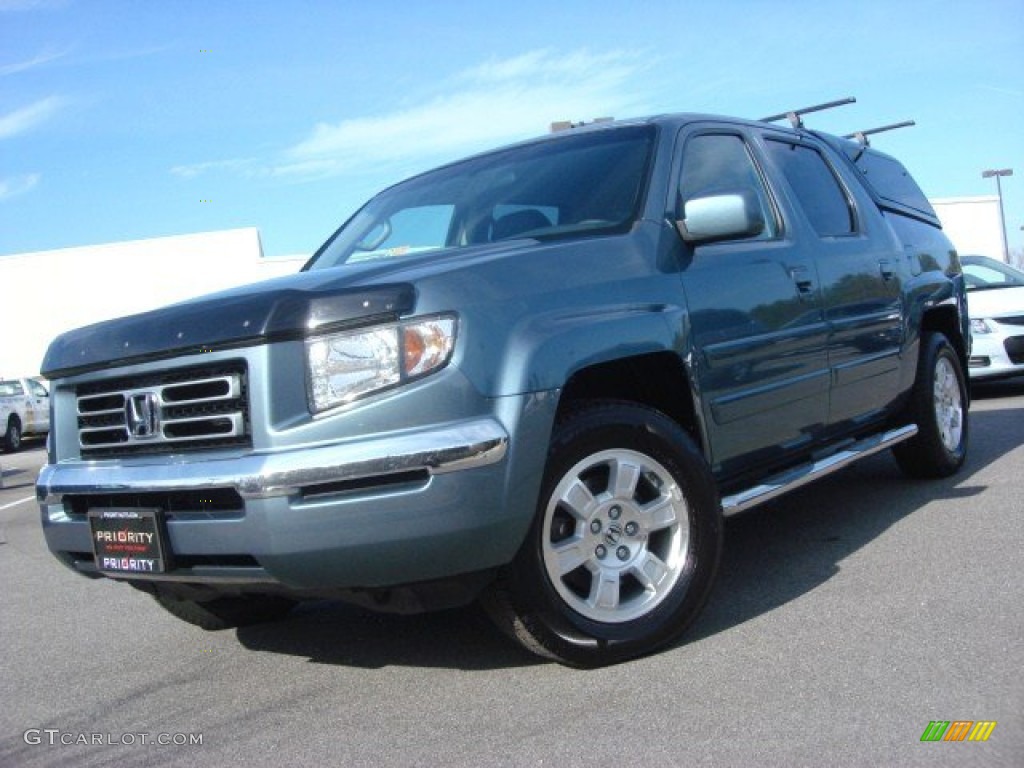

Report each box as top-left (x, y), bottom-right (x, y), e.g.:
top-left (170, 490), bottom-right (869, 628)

top-left (766, 140), bottom-right (855, 237)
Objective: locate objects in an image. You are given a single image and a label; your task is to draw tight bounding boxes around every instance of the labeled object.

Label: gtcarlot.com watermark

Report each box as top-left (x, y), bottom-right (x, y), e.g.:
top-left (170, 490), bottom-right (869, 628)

top-left (24, 729), bottom-right (203, 747)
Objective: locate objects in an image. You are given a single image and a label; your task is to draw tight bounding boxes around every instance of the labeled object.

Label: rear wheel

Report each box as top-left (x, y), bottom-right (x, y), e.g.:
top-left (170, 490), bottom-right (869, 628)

top-left (484, 401), bottom-right (722, 667)
top-left (3, 417), bottom-right (21, 453)
top-left (893, 333), bottom-right (968, 478)
top-left (152, 589), bottom-right (297, 631)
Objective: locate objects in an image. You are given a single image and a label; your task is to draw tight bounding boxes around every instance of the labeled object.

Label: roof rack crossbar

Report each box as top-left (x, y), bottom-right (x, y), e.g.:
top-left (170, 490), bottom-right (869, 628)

top-left (843, 120), bottom-right (916, 146)
top-left (761, 97), bottom-right (856, 130)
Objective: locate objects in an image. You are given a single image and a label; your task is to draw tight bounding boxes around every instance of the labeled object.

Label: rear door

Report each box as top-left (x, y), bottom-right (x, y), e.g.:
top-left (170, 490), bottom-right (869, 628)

top-left (762, 136), bottom-right (903, 428)
top-left (672, 127), bottom-right (830, 477)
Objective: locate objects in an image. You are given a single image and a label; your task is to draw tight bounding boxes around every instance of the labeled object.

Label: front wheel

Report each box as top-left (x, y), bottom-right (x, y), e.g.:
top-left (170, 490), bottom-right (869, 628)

top-left (893, 333), bottom-right (968, 478)
top-left (484, 401), bottom-right (722, 667)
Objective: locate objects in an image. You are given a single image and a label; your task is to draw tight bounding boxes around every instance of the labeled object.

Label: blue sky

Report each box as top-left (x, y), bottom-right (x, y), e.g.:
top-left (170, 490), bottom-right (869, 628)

top-left (2, 0), bottom-right (1023, 259)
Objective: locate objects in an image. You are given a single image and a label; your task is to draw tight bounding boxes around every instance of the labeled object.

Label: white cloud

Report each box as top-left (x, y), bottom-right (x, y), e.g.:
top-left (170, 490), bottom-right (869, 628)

top-left (170, 157), bottom-right (259, 179)
top-left (280, 49), bottom-right (651, 180)
top-left (0, 173), bottom-right (40, 201)
top-left (978, 84), bottom-right (1024, 99)
top-left (461, 48), bottom-right (643, 89)
top-left (176, 49), bottom-right (654, 184)
top-left (0, 46), bottom-right (70, 76)
top-left (83, 43), bottom-right (175, 65)
top-left (0, 95), bottom-right (64, 139)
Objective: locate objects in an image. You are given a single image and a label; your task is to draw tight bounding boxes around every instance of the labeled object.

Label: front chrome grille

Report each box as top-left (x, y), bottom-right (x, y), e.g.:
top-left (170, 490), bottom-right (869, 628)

top-left (76, 362), bottom-right (251, 457)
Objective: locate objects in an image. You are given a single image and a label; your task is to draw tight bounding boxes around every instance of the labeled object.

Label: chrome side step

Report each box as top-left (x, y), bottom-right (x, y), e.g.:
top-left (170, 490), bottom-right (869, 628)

top-left (720, 424), bottom-right (918, 516)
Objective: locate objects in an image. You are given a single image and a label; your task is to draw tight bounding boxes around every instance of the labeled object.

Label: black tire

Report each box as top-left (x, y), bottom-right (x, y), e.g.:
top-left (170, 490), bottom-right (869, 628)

top-left (893, 333), bottom-right (968, 478)
top-left (483, 400), bottom-right (722, 667)
top-left (152, 589), bottom-right (297, 631)
top-left (3, 417), bottom-right (22, 453)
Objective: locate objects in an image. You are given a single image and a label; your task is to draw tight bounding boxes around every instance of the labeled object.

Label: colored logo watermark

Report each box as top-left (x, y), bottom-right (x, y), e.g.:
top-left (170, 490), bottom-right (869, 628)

top-left (921, 721), bottom-right (997, 742)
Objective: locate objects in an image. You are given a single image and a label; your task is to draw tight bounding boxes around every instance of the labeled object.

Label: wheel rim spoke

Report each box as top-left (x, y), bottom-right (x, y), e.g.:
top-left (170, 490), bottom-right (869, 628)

top-left (640, 496), bottom-right (679, 532)
top-left (631, 551), bottom-right (670, 591)
top-left (589, 571), bottom-right (621, 610)
top-left (609, 457), bottom-right (641, 500)
top-left (558, 478), bottom-right (597, 520)
top-left (551, 538), bottom-right (589, 576)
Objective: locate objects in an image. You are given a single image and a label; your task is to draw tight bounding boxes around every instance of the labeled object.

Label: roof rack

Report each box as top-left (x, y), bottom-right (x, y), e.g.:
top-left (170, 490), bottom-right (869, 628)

top-left (550, 117), bottom-right (614, 133)
top-left (761, 97), bottom-right (856, 130)
top-left (843, 120), bottom-right (916, 146)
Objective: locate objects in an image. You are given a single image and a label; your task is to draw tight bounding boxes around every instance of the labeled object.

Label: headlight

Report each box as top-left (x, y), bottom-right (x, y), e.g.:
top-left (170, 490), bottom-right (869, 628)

top-left (970, 318), bottom-right (993, 335)
top-left (306, 314), bottom-right (456, 413)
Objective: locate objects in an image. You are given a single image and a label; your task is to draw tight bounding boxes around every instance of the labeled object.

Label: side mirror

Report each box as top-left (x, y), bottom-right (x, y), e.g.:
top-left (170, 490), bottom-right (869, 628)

top-left (675, 192), bottom-right (765, 244)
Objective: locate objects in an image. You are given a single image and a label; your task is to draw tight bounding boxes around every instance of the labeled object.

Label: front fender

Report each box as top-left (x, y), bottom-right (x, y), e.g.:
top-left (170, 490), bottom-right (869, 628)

top-left (490, 302), bottom-right (686, 396)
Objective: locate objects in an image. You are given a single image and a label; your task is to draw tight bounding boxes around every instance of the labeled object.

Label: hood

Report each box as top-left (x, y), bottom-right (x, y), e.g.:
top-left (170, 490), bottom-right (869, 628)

top-left (41, 267), bottom-right (416, 378)
top-left (40, 239), bottom-right (531, 379)
top-left (967, 285), bottom-right (1024, 319)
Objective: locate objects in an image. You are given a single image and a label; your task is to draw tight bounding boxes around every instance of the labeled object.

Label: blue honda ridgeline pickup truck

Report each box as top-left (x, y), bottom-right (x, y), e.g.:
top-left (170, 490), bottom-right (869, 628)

top-left (38, 105), bottom-right (969, 667)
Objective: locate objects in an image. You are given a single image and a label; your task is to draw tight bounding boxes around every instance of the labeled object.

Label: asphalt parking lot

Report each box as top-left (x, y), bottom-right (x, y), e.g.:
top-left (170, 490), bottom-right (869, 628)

top-left (1, 381), bottom-right (1021, 767)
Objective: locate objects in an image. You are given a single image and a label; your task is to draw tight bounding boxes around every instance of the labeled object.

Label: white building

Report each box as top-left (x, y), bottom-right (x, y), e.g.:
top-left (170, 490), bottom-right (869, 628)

top-left (930, 196), bottom-right (1006, 262)
top-left (0, 228), bottom-right (305, 378)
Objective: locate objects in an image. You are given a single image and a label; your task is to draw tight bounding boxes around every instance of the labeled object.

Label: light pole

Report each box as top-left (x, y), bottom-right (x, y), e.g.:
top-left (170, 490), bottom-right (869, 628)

top-left (982, 168), bottom-right (1013, 262)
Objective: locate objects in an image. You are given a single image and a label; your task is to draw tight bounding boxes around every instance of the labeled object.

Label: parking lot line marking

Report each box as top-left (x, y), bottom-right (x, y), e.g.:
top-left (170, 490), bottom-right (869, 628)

top-left (0, 495), bottom-right (35, 512)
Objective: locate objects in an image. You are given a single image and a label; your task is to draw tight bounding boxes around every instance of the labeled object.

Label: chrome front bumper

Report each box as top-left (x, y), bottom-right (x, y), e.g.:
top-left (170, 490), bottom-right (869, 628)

top-left (38, 417), bottom-right (508, 504)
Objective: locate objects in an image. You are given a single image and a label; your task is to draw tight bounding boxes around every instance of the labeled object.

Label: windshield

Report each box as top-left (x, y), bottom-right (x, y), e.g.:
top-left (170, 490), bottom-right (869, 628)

top-left (306, 124), bottom-right (655, 271)
top-left (962, 255), bottom-right (1024, 292)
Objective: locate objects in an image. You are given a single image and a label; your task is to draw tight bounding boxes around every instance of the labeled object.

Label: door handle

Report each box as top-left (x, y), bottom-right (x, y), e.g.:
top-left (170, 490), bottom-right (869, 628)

top-left (878, 259), bottom-right (895, 281)
top-left (788, 266), bottom-right (815, 294)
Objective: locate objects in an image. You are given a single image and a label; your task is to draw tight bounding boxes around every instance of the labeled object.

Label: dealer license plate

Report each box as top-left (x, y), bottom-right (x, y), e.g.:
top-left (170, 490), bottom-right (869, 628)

top-left (88, 508), bottom-right (169, 574)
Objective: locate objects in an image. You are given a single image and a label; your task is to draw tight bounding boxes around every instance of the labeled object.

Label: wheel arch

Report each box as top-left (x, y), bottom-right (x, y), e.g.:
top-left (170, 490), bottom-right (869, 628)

top-left (479, 300), bottom-right (709, 457)
top-left (921, 304), bottom-right (969, 385)
top-left (556, 352), bottom-right (707, 456)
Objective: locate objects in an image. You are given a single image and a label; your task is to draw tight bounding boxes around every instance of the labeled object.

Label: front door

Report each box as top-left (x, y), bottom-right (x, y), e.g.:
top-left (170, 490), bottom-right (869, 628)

top-left (673, 128), bottom-right (830, 478)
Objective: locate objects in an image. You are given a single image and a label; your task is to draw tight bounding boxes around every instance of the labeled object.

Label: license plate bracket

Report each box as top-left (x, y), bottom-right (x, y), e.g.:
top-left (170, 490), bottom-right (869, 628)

top-left (88, 508), bottom-right (169, 574)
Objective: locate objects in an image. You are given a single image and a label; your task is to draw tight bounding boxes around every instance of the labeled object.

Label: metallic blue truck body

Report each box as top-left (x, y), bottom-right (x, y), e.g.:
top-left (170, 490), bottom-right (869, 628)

top-left (37, 112), bottom-right (969, 648)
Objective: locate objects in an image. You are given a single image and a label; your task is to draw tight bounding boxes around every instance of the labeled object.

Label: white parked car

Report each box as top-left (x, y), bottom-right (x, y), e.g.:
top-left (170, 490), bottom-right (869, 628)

top-left (962, 255), bottom-right (1024, 381)
top-left (0, 377), bottom-right (50, 451)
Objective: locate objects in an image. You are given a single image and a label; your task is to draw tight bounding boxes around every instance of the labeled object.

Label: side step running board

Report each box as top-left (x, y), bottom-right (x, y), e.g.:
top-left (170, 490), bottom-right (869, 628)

top-left (720, 424), bottom-right (918, 516)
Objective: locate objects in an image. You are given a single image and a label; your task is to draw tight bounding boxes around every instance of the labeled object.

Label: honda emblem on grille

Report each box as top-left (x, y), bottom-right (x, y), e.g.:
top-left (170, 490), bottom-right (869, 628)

top-left (125, 392), bottom-right (160, 439)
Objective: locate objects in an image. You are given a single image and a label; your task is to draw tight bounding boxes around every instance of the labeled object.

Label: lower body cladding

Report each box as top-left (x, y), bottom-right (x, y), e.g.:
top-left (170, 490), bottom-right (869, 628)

top-left (38, 414), bottom-right (543, 612)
